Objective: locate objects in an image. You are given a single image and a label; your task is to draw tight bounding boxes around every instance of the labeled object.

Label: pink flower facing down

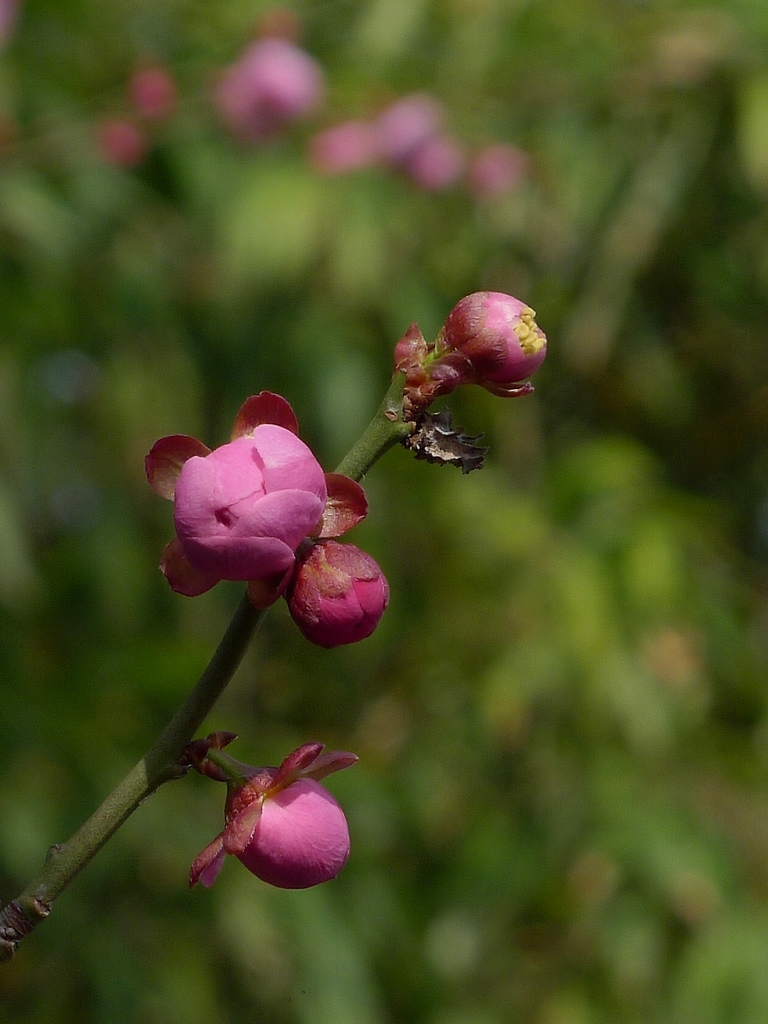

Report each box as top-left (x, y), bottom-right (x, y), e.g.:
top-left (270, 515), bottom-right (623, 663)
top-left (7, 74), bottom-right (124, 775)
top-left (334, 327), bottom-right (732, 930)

top-left (215, 37), bottom-right (324, 143)
top-left (288, 540), bottom-right (389, 647)
top-left (395, 291), bottom-right (547, 419)
top-left (190, 743), bottom-right (358, 890)
top-left (146, 392), bottom-right (368, 606)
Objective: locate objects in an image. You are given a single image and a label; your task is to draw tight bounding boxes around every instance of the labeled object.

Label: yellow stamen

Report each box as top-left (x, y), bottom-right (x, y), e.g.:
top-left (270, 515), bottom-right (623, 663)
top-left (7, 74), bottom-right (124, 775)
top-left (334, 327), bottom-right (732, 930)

top-left (513, 307), bottom-right (545, 355)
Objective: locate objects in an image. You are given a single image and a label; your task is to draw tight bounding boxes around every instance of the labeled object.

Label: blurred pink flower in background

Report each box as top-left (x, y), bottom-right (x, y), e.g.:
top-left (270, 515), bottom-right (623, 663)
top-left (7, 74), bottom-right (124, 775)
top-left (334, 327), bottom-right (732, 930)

top-left (215, 37), bottom-right (324, 142)
top-left (129, 65), bottom-right (177, 121)
top-left (468, 143), bottom-right (528, 200)
top-left (96, 118), bottom-right (148, 167)
top-left (0, 0), bottom-right (20, 46)
top-left (375, 93), bottom-right (443, 164)
top-left (406, 133), bottom-right (465, 191)
top-left (308, 119), bottom-right (381, 174)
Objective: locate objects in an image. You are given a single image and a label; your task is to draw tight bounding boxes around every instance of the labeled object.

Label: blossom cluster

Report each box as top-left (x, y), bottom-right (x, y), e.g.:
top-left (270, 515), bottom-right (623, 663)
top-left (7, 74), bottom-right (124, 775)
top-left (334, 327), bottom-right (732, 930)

top-left (310, 93), bottom-right (527, 199)
top-left (146, 391), bottom-right (388, 648)
top-left (91, 15), bottom-right (528, 201)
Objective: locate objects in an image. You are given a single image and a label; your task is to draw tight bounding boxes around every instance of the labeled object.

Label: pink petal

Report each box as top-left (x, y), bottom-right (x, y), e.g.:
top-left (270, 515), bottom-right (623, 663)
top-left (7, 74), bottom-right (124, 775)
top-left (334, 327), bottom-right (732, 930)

top-left (145, 435), bottom-right (211, 500)
top-left (318, 474), bottom-right (368, 538)
top-left (237, 779), bottom-right (351, 889)
top-left (251, 425), bottom-right (327, 500)
top-left (231, 391), bottom-right (299, 439)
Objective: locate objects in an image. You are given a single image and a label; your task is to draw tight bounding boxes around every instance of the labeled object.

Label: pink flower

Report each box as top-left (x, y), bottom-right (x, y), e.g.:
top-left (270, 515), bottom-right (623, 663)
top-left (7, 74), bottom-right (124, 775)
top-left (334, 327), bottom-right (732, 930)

top-left (129, 65), bottom-right (177, 121)
top-left (173, 430), bottom-right (326, 581)
top-left (468, 144), bottom-right (527, 200)
top-left (406, 133), bottom-right (465, 192)
top-left (308, 119), bottom-right (381, 174)
top-left (95, 117), bottom-right (148, 168)
top-left (146, 393), bottom-right (368, 606)
top-left (215, 37), bottom-right (324, 142)
top-left (190, 743), bottom-right (357, 890)
top-left (375, 93), bottom-right (443, 164)
top-left (288, 540), bottom-right (389, 647)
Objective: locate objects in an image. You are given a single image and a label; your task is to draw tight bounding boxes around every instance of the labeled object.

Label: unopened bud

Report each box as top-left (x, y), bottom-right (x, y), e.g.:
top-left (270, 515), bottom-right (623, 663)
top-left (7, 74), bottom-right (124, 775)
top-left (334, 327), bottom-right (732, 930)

top-left (287, 540), bottom-right (389, 648)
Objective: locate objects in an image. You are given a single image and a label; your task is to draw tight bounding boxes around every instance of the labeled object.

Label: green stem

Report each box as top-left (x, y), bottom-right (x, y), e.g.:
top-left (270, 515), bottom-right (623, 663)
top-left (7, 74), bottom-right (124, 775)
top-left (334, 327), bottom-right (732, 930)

top-left (334, 373), bottom-right (413, 480)
top-left (0, 373), bottom-right (412, 961)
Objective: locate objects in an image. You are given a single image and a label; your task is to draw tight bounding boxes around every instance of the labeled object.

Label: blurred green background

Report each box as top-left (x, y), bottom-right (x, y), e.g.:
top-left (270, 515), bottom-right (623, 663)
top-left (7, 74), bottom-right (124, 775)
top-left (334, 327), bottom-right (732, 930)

top-left (2, 0), bottom-right (768, 1022)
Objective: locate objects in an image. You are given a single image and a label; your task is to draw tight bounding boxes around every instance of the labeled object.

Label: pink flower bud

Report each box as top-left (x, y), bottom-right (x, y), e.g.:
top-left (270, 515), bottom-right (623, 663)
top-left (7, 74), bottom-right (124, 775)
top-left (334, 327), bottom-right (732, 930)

top-left (96, 117), bottom-right (147, 168)
top-left (396, 292), bottom-right (546, 419)
top-left (308, 119), bottom-right (380, 174)
top-left (468, 144), bottom-right (527, 200)
top-left (190, 743), bottom-right (357, 890)
top-left (288, 540), bottom-right (389, 647)
top-left (406, 133), bottom-right (465, 192)
top-left (129, 65), bottom-right (177, 121)
top-left (215, 38), bottom-right (324, 142)
top-left (375, 93), bottom-right (443, 164)
top-left (438, 290), bottom-right (547, 392)
top-left (173, 427), bottom-right (327, 582)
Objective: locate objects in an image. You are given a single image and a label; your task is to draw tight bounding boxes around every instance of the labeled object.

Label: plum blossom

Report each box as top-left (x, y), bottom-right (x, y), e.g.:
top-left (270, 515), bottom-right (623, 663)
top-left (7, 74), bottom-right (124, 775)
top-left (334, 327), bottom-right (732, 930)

top-left (146, 393), bottom-right (379, 628)
top-left (189, 741), bottom-right (357, 890)
top-left (215, 37), bottom-right (323, 142)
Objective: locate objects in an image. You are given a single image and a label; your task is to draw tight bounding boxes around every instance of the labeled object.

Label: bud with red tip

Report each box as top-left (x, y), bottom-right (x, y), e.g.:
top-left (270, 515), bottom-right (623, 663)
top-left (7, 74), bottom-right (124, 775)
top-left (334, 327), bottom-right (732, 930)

top-left (287, 540), bottom-right (389, 648)
top-left (189, 742), bottom-right (357, 890)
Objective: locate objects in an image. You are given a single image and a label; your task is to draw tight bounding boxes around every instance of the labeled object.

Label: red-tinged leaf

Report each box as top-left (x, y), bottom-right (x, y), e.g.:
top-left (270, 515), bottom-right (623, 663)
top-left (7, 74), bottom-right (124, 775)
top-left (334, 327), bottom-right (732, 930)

top-left (189, 835), bottom-right (226, 888)
top-left (318, 474), bottom-right (368, 538)
top-left (231, 391), bottom-right (299, 439)
top-left (222, 798), bottom-right (263, 856)
top-left (160, 536), bottom-right (220, 597)
top-left (145, 434), bottom-right (211, 499)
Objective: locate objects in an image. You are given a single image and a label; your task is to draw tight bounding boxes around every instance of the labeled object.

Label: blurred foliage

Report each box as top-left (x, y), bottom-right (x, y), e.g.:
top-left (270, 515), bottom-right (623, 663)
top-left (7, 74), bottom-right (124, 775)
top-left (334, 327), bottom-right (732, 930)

top-left (1, 0), bottom-right (768, 1022)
